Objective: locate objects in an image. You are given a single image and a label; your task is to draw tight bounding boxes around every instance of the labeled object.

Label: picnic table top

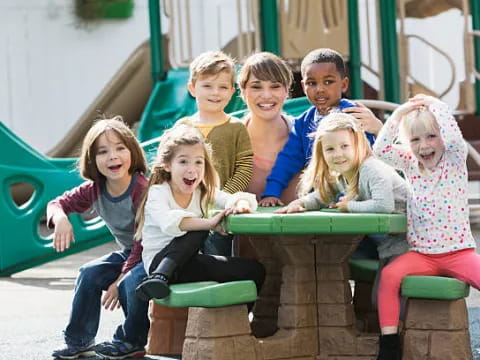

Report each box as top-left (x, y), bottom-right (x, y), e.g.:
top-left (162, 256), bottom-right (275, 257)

top-left (224, 207), bottom-right (407, 235)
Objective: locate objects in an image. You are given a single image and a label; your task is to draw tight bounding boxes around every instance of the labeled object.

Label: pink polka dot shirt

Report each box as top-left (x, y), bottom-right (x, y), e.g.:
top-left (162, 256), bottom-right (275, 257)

top-left (373, 100), bottom-right (475, 254)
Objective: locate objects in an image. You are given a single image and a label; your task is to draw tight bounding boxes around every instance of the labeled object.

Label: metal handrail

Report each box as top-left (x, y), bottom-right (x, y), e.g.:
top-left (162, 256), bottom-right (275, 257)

top-left (162, 0), bottom-right (261, 69)
top-left (405, 34), bottom-right (456, 99)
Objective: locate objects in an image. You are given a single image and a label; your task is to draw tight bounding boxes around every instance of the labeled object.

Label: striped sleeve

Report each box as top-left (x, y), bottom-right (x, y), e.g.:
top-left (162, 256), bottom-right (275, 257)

top-left (223, 150), bottom-right (253, 193)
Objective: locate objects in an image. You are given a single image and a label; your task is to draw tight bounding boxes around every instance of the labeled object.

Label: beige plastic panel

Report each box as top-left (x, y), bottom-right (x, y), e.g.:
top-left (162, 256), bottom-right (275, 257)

top-left (279, 0), bottom-right (349, 60)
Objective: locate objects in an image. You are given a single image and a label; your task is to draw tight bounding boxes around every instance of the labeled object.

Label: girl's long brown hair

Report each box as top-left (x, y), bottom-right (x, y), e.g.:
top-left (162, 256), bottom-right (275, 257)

top-left (298, 113), bottom-right (372, 203)
top-left (135, 124), bottom-right (218, 240)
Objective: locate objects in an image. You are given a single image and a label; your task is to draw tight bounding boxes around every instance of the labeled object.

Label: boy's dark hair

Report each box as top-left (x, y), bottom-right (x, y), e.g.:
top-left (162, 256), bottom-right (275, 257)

top-left (300, 48), bottom-right (346, 78)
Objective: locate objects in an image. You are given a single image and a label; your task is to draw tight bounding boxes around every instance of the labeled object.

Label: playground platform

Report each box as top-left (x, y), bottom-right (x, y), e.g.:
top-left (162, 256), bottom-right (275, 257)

top-left (2, 236), bottom-right (480, 360)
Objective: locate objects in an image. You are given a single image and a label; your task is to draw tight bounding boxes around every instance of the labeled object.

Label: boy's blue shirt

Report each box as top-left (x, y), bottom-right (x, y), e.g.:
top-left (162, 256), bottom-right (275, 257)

top-left (262, 98), bottom-right (376, 199)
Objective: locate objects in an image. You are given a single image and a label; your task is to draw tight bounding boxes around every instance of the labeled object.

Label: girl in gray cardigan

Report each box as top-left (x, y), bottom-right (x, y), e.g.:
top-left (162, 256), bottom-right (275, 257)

top-left (277, 112), bottom-right (408, 259)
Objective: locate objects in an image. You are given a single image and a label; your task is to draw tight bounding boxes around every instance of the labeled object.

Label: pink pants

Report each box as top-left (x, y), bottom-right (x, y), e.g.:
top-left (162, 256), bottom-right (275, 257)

top-left (378, 248), bottom-right (480, 328)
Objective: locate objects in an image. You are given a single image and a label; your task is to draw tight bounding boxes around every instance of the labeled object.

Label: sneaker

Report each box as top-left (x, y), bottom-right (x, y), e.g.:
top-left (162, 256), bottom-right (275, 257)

top-left (95, 340), bottom-right (146, 359)
top-left (52, 345), bottom-right (95, 359)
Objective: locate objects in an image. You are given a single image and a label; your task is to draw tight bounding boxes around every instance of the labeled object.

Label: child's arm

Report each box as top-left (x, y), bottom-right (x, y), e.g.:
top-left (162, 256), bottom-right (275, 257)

top-left (261, 118), bottom-right (307, 205)
top-left (275, 191), bottom-right (328, 213)
top-left (223, 125), bottom-right (253, 194)
top-left (223, 151), bottom-right (253, 194)
top-left (337, 163), bottom-right (396, 213)
top-left (425, 96), bottom-right (466, 155)
top-left (179, 210), bottom-right (227, 233)
top-left (46, 182), bottom-right (97, 252)
top-left (47, 207), bottom-right (74, 252)
top-left (275, 199), bottom-right (307, 213)
top-left (373, 101), bottom-right (419, 170)
top-left (343, 101), bottom-right (384, 135)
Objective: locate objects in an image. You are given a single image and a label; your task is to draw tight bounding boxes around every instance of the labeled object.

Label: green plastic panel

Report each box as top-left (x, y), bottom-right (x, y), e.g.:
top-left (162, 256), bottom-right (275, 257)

top-left (402, 276), bottom-right (470, 300)
top-left (225, 207), bottom-right (407, 235)
top-left (153, 280), bottom-right (257, 308)
top-left (349, 259), bottom-right (379, 282)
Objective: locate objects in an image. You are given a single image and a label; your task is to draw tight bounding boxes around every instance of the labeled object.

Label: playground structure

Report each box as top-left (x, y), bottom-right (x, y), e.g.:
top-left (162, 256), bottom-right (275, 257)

top-left (3, 0), bottom-right (480, 277)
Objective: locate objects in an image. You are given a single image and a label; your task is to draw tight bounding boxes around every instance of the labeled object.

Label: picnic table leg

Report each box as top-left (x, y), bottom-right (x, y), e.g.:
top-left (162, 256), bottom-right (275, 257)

top-left (252, 234), bottom-right (319, 359)
top-left (315, 235), bottom-right (379, 358)
top-left (243, 235), bottom-right (282, 337)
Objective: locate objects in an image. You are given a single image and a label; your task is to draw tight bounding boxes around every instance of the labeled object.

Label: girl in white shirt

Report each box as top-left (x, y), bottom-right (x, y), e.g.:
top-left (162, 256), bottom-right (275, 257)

top-left (135, 124), bottom-right (264, 301)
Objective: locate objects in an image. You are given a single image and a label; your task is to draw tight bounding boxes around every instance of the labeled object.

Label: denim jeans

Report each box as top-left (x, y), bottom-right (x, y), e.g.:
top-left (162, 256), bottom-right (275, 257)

top-left (114, 261), bottom-right (149, 346)
top-left (64, 249), bottom-right (150, 348)
top-left (203, 231), bottom-right (234, 256)
top-left (64, 250), bottom-right (129, 348)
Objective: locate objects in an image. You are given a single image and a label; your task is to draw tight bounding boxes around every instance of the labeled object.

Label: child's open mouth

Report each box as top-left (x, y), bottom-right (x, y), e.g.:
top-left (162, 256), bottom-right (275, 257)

top-left (108, 165), bottom-right (122, 171)
top-left (420, 152), bottom-right (435, 161)
top-left (183, 178), bottom-right (196, 186)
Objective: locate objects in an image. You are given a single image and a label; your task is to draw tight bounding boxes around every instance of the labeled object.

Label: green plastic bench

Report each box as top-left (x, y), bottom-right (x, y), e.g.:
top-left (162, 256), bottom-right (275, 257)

top-left (153, 280), bottom-right (258, 308)
top-left (401, 275), bottom-right (470, 300)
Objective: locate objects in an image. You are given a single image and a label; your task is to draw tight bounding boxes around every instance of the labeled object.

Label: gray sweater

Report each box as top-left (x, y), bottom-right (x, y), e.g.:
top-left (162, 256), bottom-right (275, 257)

top-left (300, 157), bottom-right (409, 259)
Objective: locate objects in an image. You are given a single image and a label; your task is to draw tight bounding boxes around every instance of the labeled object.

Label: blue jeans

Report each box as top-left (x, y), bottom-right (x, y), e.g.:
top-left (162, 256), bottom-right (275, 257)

top-left (114, 262), bottom-right (149, 346)
top-left (64, 250), bottom-right (149, 348)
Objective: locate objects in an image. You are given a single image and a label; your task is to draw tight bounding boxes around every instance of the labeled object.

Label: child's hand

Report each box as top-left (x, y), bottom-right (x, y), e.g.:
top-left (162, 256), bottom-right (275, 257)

top-left (335, 196), bottom-right (349, 212)
top-left (343, 102), bottom-right (383, 135)
top-left (410, 93), bottom-right (438, 106)
top-left (259, 196), bottom-right (284, 207)
top-left (393, 96), bottom-right (427, 119)
top-left (275, 201), bottom-right (306, 214)
top-left (230, 199), bottom-right (252, 214)
top-left (209, 209), bottom-right (228, 235)
top-left (52, 215), bottom-right (74, 252)
top-left (102, 282), bottom-right (120, 311)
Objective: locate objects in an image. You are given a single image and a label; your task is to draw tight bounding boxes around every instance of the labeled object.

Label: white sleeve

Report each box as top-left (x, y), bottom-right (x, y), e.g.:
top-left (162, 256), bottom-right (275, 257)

top-left (145, 186), bottom-right (197, 237)
top-left (213, 189), bottom-right (258, 211)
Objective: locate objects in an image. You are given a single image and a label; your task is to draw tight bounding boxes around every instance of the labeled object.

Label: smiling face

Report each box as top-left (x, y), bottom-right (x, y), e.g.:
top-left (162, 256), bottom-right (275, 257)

top-left (165, 143), bottom-right (206, 200)
top-left (409, 127), bottom-right (445, 171)
top-left (301, 62), bottom-right (349, 114)
top-left (321, 129), bottom-right (357, 177)
top-left (94, 130), bottom-right (132, 185)
top-left (241, 74), bottom-right (288, 122)
top-left (188, 72), bottom-right (235, 115)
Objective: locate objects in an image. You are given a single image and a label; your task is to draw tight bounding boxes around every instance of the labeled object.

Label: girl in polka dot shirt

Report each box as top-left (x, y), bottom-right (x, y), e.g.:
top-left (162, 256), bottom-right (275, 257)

top-left (372, 94), bottom-right (480, 359)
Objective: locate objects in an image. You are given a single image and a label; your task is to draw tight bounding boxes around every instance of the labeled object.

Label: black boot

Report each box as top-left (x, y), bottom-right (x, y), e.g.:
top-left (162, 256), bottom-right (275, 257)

top-left (377, 334), bottom-right (401, 360)
top-left (135, 257), bottom-right (177, 301)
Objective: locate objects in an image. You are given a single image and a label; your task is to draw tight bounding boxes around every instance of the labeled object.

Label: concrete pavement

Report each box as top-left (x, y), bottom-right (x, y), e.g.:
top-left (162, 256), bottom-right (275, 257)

top-left (2, 237), bottom-right (480, 359)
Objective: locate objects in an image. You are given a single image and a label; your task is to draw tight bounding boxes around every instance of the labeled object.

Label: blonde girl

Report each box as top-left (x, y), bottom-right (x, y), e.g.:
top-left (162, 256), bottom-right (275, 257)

top-left (48, 117), bottom-right (150, 359)
top-left (277, 113), bottom-right (407, 218)
top-left (135, 124), bottom-right (265, 301)
top-left (373, 94), bottom-right (480, 360)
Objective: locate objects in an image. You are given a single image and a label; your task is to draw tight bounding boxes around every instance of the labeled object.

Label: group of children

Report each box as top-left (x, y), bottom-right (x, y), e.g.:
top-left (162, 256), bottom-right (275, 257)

top-left (47, 47), bottom-right (480, 360)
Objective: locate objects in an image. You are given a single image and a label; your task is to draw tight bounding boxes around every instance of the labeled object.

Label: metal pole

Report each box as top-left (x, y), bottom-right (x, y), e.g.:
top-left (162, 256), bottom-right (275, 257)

top-left (148, 0), bottom-right (166, 82)
top-left (348, 0), bottom-right (363, 99)
top-left (379, 0), bottom-right (401, 103)
top-left (259, 0), bottom-right (280, 54)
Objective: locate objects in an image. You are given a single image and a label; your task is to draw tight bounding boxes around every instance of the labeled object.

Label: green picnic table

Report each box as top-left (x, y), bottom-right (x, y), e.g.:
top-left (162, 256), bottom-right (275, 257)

top-left (182, 207), bottom-right (407, 360)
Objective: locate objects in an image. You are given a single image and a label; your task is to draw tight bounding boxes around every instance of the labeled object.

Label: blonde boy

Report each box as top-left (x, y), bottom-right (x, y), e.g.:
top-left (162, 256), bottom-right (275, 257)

top-left (179, 51), bottom-right (253, 255)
